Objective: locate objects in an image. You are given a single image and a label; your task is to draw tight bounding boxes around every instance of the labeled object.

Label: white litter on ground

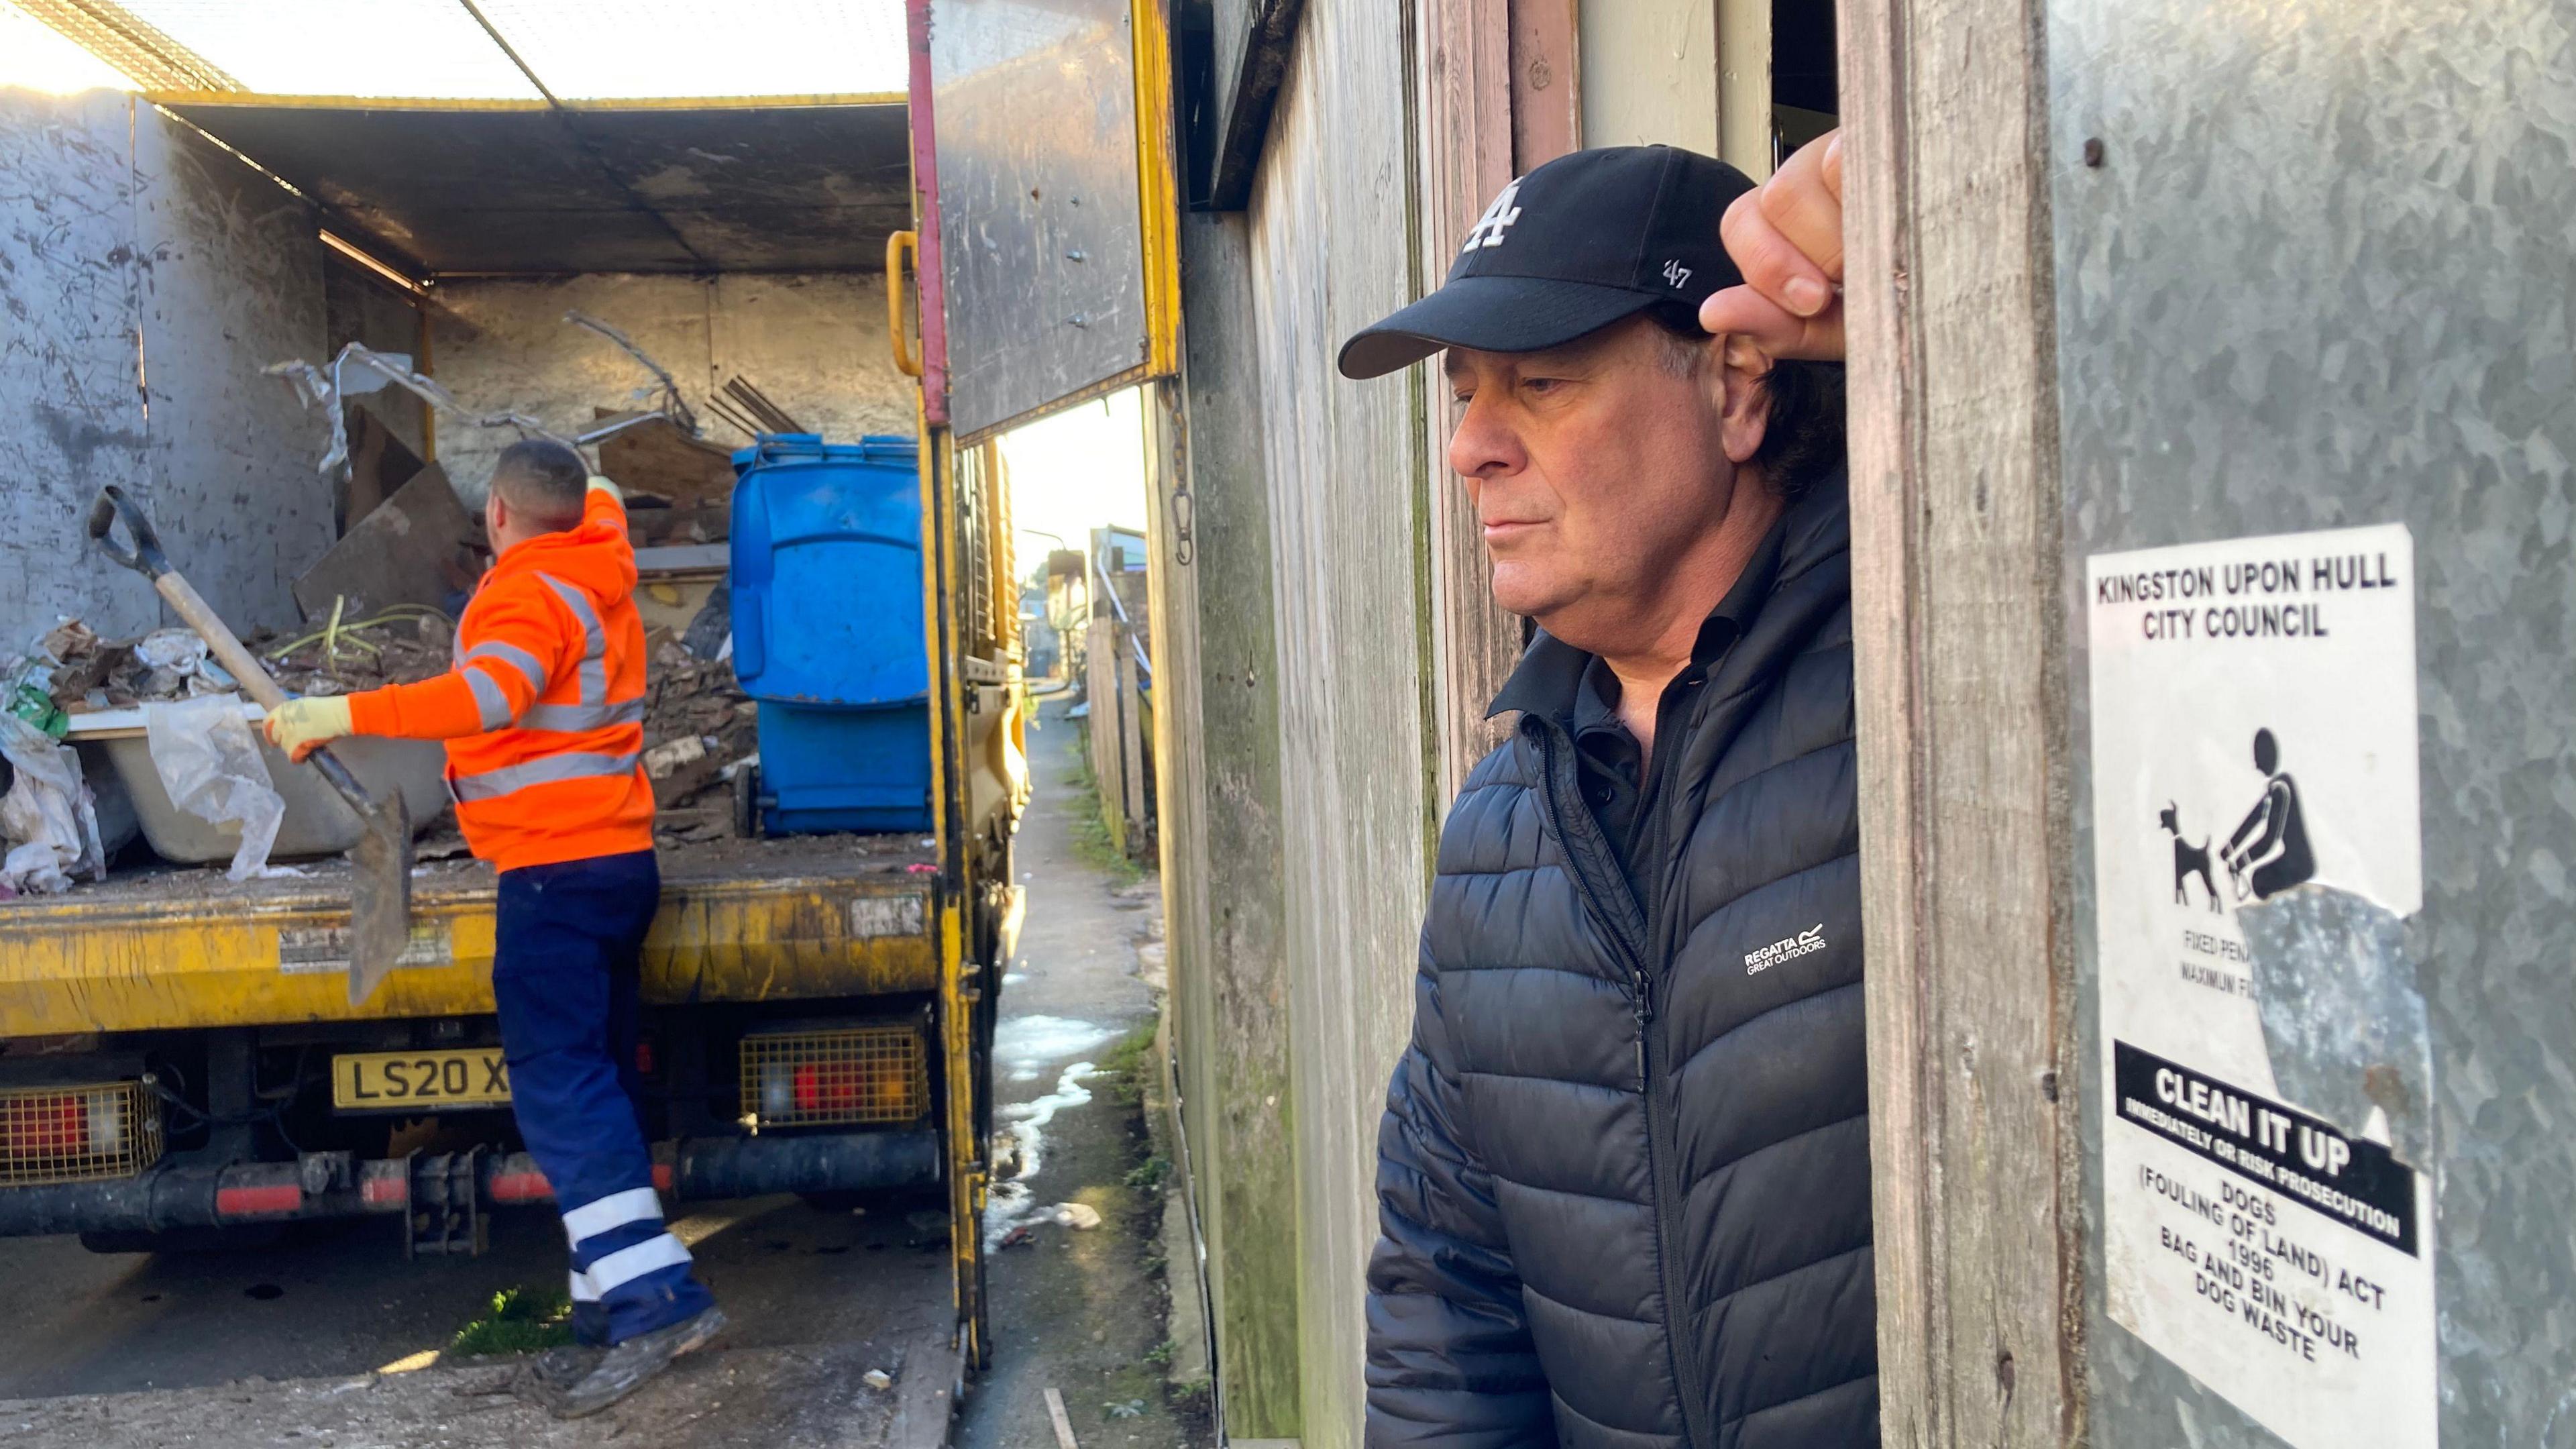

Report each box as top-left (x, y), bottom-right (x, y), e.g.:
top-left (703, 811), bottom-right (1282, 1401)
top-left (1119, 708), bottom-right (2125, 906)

top-left (982, 1058), bottom-right (1098, 1248)
top-left (993, 1014), bottom-right (1120, 1084)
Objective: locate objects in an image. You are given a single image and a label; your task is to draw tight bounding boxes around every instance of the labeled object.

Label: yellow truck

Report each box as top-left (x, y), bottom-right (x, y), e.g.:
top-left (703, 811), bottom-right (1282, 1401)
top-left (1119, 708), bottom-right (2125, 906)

top-left (0, 438), bottom-right (1024, 1357)
top-left (1, 0), bottom-right (1173, 1377)
top-left (0, 95), bottom-right (1028, 1373)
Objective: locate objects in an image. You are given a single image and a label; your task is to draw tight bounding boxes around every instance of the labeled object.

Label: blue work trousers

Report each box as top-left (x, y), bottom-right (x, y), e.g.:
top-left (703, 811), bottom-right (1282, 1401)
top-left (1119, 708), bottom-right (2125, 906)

top-left (493, 850), bottom-right (715, 1346)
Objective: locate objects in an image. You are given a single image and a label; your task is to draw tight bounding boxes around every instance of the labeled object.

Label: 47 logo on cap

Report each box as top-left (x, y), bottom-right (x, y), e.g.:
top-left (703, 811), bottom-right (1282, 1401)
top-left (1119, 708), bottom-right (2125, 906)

top-left (1462, 180), bottom-right (1523, 252)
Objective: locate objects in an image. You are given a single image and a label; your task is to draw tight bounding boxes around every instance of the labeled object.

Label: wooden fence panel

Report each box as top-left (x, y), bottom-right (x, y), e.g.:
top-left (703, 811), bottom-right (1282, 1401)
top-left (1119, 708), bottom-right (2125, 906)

top-left (1841, 0), bottom-right (2080, 1441)
top-left (1246, 0), bottom-right (1433, 1439)
top-left (1157, 215), bottom-right (1304, 1436)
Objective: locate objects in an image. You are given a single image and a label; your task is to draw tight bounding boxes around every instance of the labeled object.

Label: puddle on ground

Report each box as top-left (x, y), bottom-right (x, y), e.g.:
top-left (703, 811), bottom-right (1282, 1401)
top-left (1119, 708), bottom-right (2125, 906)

top-left (994, 1014), bottom-right (1119, 1083)
top-left (983, 1058), bottom-right (1097, 1248)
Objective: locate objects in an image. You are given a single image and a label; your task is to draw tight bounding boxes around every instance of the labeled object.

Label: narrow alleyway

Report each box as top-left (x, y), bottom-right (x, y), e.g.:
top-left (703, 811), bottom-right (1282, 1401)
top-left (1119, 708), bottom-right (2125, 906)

top-left (0, 697), bottom-right (1201, 1447)
top-left (957, 695), bottom-right (1203, 1449)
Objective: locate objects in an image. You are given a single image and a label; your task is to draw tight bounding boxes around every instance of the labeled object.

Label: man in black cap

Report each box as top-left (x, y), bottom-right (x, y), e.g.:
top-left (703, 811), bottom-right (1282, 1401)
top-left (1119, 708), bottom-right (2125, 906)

top-left (1346, 136), bottom-right (1870, 1448)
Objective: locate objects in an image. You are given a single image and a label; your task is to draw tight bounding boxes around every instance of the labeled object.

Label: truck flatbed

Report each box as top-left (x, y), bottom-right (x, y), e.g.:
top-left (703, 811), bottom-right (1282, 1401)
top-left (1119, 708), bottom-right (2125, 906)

top-left (0, 833), bottom-right (945, 1037)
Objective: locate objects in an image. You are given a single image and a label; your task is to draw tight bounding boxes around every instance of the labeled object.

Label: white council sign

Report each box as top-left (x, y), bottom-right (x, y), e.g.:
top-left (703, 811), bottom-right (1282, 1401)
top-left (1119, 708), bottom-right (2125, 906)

top-left (2086, 523), bottom-right (2432, 1448)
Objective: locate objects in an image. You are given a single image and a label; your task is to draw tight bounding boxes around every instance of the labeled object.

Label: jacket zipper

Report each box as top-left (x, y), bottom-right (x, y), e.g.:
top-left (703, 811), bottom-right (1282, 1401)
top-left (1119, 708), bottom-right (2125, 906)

top-left (1534, 727), bottom-right (1717, 1448)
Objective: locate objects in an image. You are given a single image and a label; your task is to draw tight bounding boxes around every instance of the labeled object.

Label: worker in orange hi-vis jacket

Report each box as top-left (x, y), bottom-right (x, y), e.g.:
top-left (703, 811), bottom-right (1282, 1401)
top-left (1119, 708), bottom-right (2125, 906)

top-left (264, 439), bottom-right (723, 1417)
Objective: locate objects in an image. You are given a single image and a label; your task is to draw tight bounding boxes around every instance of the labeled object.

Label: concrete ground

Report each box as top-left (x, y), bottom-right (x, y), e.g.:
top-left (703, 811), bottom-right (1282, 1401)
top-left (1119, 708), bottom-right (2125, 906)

top-left (0, 696), bottom-right (1203, 1448)
top-left (957, 696), bottom-right (1203, 1449)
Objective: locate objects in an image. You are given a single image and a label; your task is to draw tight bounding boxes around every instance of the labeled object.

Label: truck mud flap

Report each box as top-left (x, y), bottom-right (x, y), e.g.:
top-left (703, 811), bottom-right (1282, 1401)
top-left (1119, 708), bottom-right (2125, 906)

top-left (0, 1130), bottom-right (942, 1241)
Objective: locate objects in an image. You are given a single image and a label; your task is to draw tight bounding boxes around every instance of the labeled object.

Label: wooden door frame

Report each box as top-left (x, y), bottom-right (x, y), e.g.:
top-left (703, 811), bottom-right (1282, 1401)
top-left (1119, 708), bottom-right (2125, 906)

top-left (1413, 0), bottom-right (1581, 804)
top-left (1838, 0), bottom-right (2084, 1443)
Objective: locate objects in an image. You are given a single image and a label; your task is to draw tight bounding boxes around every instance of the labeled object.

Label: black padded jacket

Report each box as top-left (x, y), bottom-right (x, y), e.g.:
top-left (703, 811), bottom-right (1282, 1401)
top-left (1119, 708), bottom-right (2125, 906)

top-left (1364, 475), bottom-right (1875, 1448)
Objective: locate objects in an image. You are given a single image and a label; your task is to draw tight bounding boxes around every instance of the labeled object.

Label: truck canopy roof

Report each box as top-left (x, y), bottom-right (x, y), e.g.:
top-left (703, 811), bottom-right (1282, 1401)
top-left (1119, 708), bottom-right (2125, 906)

top-left (164, 100), bottom-right (912, 276)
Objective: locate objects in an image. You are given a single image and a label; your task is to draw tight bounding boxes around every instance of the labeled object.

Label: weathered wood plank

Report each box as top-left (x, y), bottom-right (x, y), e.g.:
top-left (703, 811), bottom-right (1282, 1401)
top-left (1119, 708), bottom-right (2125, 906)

top-left (1116, 641), bottom-right (1148, 837)
top-left (1715, 0), bottom-right (1774, 178)
top-left (1841, 0), bottom-right (2080, 1443)
top-left (1158, 212), bottom-right (1303, 1437)
top-left (1207, 0), bottom-right (1310, 210)
top-left (1085, 616), bottom-right (1128, 853)
top-left (1248, 1), bottom-right (1431, 1440)
top-left (1507, 0), bottom-right (1580, 172)
top-left (1417, 0), bottom-right (1525, 806)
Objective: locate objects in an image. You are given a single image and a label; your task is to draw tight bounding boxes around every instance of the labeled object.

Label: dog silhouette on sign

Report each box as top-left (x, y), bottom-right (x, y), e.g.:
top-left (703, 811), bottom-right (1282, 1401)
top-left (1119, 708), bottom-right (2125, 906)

top-left (2159, 802), bottom-right (2220, 912)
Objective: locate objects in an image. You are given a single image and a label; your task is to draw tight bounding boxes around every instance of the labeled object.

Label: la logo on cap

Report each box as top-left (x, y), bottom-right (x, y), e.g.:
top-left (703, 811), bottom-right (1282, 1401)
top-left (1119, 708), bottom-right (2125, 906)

top-left (1462, 180), bottom-right (1523, 253)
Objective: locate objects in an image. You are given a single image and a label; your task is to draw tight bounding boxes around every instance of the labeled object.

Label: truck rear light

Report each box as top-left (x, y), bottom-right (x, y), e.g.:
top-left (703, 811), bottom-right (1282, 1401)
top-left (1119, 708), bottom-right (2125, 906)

top-left (740, 1025), bottom-right (928, 1130)
top-left (0, 1081), bottom-right (162, 1186)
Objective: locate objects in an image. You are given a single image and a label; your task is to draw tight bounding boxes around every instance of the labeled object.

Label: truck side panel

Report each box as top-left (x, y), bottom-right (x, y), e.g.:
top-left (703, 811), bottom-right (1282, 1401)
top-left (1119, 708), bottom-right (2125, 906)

top-left (0, 874), bottom-right (937, 1037)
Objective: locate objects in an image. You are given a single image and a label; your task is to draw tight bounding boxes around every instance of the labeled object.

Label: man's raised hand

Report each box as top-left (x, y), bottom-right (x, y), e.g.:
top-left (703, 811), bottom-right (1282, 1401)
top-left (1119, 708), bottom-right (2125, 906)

top-left (1700, 131), bottom-right (1845, 362)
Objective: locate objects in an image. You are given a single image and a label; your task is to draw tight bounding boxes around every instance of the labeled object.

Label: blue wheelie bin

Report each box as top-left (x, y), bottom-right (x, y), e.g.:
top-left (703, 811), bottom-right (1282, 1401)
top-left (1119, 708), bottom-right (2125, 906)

top-left (729, 433), bottom-right (932, 835)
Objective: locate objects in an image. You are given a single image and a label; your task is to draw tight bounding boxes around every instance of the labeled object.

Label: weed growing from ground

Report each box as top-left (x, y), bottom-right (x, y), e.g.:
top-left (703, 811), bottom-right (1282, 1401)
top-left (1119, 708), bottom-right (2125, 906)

top-left (449, 1284), bottom-right (575, 1357)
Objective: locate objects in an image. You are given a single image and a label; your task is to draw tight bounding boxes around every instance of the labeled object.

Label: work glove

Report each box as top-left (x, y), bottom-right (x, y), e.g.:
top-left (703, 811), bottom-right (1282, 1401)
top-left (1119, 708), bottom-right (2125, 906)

top-left (262, 696), bottom-right (356, 762)
top-left (587, 475), bottom-right (623, 502)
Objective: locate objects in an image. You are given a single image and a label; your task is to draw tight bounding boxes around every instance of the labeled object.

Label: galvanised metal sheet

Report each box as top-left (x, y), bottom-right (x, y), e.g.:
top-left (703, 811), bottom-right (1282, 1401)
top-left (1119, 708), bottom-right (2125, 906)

top-left (931, 0), bottom-right (1153, 441)
top-left (2052, 0), bottom-right (2576, 1442)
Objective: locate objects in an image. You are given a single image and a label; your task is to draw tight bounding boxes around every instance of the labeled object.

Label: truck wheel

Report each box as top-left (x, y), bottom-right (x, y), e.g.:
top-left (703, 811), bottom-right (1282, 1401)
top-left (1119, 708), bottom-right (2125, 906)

top-left (733, 762), bottom-right (763, 839)
top-left (80, 1224), bottom-right (286, 1255)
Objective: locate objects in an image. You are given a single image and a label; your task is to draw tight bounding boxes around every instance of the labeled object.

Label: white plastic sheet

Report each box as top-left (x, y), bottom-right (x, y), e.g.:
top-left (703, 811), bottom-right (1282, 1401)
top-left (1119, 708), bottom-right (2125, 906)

top-left (0, 714), bottom-right (105, 895)
top-left (144, 695), bottom-right (297, 881)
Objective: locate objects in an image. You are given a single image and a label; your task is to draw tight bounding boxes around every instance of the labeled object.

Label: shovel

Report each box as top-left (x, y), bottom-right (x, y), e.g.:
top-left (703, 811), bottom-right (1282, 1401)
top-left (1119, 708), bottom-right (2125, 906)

top-left (89, 486), bottom-right (415, 1005)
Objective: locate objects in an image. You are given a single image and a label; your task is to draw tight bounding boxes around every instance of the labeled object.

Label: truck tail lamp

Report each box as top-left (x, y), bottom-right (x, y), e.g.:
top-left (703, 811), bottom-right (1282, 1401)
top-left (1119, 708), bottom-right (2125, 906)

top-left (0, 1081), bottom-right (162, 1186)
top-left (740, 1025), bottom-right (929, 1130)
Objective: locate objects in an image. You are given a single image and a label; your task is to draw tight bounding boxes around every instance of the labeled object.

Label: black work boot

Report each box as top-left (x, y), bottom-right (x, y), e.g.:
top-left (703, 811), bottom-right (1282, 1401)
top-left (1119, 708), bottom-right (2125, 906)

top-left (544, 1305), bottom-right (729, 1419)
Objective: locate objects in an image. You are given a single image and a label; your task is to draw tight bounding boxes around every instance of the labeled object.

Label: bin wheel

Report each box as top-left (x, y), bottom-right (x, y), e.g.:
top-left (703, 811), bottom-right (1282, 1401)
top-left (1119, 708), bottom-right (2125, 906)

top-left (733, 763), bottom-right (763, 839)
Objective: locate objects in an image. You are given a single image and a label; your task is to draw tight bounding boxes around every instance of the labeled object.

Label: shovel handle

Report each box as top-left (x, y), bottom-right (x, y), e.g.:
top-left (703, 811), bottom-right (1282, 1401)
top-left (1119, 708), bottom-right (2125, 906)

top-left (147, 571), bottom-right (292, 712)
top-left (156, 569), bottom-right (379, 814)
top-left (301, 743), bottom-right (374, 810)
top-left (83, 488), bottom-right (290, 710)
top-left (88, 487), bottom-right (381, 816)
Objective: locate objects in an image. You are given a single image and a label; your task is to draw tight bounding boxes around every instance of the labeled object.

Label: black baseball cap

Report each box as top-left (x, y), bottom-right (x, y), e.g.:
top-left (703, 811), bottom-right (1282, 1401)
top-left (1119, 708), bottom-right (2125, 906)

top-left (1337, 146), bottom-right (1756, 380)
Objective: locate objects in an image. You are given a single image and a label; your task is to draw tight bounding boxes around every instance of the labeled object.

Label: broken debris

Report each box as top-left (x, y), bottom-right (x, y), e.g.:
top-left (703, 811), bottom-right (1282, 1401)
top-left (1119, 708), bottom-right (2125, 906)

top-left (596, 408), bottom-right (735, 517)
top-left (264, 609), bottom-right (455, 700)
top-left (293, 464), bottom-right (481, 622)
top-left (645, 638), bottom-right (756, 839)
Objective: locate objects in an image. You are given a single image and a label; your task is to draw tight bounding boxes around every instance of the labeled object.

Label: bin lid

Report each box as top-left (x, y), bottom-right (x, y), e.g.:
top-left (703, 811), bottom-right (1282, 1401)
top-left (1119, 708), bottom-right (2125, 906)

top-left (731, 433), bottom-right (919, 476)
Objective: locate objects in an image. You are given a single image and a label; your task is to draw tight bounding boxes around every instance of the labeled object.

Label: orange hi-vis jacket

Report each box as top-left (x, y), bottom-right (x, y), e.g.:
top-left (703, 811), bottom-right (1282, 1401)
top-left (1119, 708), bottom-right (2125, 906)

top-left (345, 488), bottom-right (656, 871)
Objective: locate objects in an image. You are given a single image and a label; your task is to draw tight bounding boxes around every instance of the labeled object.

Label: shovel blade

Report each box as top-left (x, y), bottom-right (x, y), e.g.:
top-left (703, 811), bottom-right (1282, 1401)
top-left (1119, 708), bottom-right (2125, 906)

top-left (343, 793), bottom-right (417, 1006)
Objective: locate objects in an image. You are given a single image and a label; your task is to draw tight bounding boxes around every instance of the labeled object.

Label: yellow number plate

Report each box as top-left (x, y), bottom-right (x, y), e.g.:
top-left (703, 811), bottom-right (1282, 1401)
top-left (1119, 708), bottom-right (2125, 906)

top-left (332, 1049), bottom-right (512, 1110)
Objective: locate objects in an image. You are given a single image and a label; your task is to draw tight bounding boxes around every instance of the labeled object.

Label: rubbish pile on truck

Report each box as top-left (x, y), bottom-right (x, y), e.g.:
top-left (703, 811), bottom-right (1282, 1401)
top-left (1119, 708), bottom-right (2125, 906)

top-left (0, 605), bottom-right (759, 896)
top-left (0, 337), bottom-right (775, 898)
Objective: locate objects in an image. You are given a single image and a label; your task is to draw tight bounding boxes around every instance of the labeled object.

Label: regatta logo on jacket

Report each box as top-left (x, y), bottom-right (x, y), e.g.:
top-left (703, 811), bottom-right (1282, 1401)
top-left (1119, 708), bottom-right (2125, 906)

top-left (1744, 923), bottom-right (1828, 975)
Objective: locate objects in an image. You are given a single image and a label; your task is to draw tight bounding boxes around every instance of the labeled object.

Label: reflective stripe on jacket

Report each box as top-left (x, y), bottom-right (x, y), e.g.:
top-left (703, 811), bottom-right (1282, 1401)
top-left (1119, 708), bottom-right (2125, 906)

top-left (345, 488), bottom-right (656, 871)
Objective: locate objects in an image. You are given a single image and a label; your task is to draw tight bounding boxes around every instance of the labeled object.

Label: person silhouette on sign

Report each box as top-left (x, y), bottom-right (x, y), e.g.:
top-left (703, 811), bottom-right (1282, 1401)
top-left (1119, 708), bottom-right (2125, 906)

top-left (2224, 728), bottom-right (2314, 900)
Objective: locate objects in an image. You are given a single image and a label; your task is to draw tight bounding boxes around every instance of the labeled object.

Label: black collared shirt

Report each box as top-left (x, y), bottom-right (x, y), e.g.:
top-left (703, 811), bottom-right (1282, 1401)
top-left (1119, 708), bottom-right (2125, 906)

top-left (1490, 521), bottom-right (1788, 897)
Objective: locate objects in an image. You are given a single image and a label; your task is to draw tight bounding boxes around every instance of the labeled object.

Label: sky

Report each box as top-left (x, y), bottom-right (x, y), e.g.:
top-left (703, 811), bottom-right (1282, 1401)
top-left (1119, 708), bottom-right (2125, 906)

top-left (998, 389), bottom-right (1152, 578)
top-left (0, 3), bottom-right (136, 91)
